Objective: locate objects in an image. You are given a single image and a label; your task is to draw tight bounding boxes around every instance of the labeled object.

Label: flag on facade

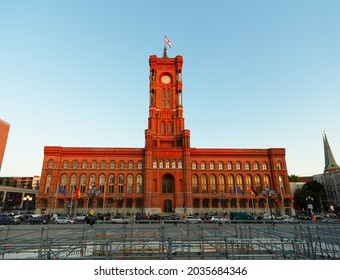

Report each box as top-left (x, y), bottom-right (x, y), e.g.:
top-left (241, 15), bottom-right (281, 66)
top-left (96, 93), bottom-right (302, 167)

top-left (58, 185), bottom-right (67, 196)
top-left (250, 186), bottom-right (258, 199)
top-left (75, 186), bottom-right (80, 199)
top-left (236, 185), bottom-right (244, 195)
top-left (165, 36), bottom-right (172, 48)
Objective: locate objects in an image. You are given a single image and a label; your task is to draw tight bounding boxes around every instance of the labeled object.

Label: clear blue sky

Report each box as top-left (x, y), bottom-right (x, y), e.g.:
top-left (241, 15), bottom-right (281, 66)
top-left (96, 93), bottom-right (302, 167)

top-left (1, 0), bottom-right (339, 177)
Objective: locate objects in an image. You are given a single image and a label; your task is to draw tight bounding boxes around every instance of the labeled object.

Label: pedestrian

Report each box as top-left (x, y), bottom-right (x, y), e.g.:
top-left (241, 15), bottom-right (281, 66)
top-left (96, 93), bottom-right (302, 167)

top-left (173, 219), bottom-right (178, 227)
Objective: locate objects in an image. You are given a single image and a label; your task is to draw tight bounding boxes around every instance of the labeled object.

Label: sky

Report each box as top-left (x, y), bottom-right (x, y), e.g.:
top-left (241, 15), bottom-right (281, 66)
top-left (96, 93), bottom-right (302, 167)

top-left (1, 0), bottom-right (340, 177)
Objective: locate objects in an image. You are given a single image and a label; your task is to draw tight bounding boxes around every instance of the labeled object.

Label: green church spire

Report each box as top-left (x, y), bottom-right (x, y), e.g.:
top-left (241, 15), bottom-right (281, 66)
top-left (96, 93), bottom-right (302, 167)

top-left (323, 131), bottom-right (340, 172)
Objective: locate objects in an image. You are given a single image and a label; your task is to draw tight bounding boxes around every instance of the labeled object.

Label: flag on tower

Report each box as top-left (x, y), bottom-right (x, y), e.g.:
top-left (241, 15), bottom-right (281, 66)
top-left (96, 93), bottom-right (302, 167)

top-left (165, 36), bottom-right (172, 48)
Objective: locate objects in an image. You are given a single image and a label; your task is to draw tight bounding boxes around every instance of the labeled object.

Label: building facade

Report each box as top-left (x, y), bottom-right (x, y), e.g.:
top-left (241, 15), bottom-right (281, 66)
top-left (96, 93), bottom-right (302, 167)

top-left (36, 51), bottom-right (294, 217)
top-left (0, 119), bottom-right (10, 171)
top-left (313, 132), bottom-right (340, 205)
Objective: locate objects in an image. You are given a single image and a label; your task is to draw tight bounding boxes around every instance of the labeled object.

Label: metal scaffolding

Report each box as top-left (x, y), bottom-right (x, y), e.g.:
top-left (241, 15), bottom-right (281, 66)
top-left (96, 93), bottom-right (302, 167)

top-left (1, 223), bottom-right (339, 260)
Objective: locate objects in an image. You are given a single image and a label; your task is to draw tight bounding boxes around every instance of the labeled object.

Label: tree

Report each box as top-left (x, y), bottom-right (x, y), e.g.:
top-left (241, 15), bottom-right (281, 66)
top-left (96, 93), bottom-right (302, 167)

top-left (289, 174), bottom-right (299, 182)
top-left (293, 181), bottom-right (326, 214)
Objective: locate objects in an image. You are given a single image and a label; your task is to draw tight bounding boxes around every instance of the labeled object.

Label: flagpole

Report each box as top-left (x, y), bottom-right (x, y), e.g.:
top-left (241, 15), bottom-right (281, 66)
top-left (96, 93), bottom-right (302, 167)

top-left (102, 185), bottom-right (106, 214)
top-left (53, 182), bottom-right (59, 213)
top-left (235, 184), bottom-right (238, 210)
top-left (70, 185), bottom-right (74, 217)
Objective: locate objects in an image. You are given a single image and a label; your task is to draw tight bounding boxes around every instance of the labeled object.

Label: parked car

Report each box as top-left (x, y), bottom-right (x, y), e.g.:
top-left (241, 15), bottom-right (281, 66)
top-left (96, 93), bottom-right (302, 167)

top-left (27, 216), bottom-right (49, 224)
top-left (111, 216), bottom-right (130, 224)
top-left (186, 216), bottom-right (203, 223)
top-left (0, 216), bottom-right (20, 225)
top-left (210, 216), bottom-right (229, 223)
top-left (135, 216), bottom-right (150, 223)
top-left (54, 216), bottom-right (74, 224)
top-left (74, 214), bottom-right (87, 222)
top-left (230, 212), bottom-right (255, 221)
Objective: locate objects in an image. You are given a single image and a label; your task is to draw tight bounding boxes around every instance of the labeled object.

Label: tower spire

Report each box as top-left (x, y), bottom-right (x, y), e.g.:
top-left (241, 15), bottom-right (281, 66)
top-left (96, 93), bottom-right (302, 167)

top-left (323, 131), bottom-right (340, 172)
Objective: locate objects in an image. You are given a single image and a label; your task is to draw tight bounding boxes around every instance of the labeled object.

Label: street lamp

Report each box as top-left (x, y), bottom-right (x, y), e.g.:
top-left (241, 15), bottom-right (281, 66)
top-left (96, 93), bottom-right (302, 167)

top-left (306, 196), bottom-right (314, 216)
top-left (113, 196), bottom-right (122, 216)
top-left (218, 193), bottom-right (226, 217)
top-left (262, 186), bottom-right (275, 225)
top-left (23, 195), bottom-right (32, 212)
top-left (87, 185), bottom-right (101, 215)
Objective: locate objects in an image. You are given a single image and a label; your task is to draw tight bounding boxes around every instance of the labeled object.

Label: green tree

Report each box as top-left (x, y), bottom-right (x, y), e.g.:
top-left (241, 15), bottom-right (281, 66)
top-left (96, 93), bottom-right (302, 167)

top-left (289, 174), bottom-right (299, 182)
top-left (293, 181), bottom-right (326, 214)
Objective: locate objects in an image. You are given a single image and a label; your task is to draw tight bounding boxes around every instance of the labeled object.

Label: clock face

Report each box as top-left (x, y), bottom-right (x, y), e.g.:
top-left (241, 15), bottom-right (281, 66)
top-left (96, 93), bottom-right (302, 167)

top-left (161, 75), bottom-right (171, 84)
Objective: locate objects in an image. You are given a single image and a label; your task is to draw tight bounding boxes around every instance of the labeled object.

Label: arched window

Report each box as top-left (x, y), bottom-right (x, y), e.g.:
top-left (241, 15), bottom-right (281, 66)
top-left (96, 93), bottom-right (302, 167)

top-left (61, 174), bottom-right (68, 187)
top-left (108, 174), bottom-right (115, 193)
top-left (137, 161), bottom-right (143, 169)
top-left (162, 89), bottom-right (166, 108)
top-left (227, 162), bottom-right (232, 170)
top-left (48, 160), bottom-right (54, 169)
top-left (73, 160), bottom-right (78, 169)
top-left (161, 121), bottom-right (165, 134)
top-left (101, 161), bottom-right (106, 169)
top-left (165, 160), bottom-right (170, 169)
top-left (171, 160), bottom-right (176, 168)
top-left (178, 160), bottom-right (182, 169)
top-left (201, 175), bottom-right (207, 193)
top-left (254, 175), bottom-right (261, 193)
top-left (159, 160), bottom-right (164, 168)
top-left (153, 160), bottom-right (157, 168)
top-left (110, 161), bottom-right (115, 169)
top-left (277, 161), bottom-right (282, 170)
top-left (136, 174), bottom-right (143, 193)
top-left (99, 174), bottom-right (106, 193)
top-left (70, 174), bottom-right (77, 189)
top-left (92, 161), bottom-right (97, 169)
top-left (201, 161), bottom-right (206, 170)
top-left (218, 162), bottom-right (223, 170)
top-left (82, 161), bottom-right (87, 169)
top-left (245, 162), bottom-right (250, 170)
top-left (90, 174), bottom-right (96, 186)
top-left (162, 175), bottom-right (174, 193)
top-left (236, 162), bottom-right (241, 170)
top-left (254, 162), bottom-right (259, 170)
top-left (80, 174), bottom-right (87, 193)
top-left (245, 175), bottom-right (252, 193)
top-left (128, 161), bottom-right (134, 169)
top-left (192, 174), bottom-right (198, 193)
top-left (210, 162), bottom-right (215, 170)
top-left (192, 161), bottom-right (197, 170)
top-left (127, 174), bottom-right (133, 193)
top-left (236, 175), bottom-right (243, 192)
top-left (168, 122), bottom-right (173, 134)
top-left (228, 175), bottom-right (234, 193)
top-left (218, 174), bottom-right (225, 192)
top-left (118, 174), bottom-right (124, 193)
top-left (263, 175), bottom-right (270, 187)
top-left (210, 174), bottom-right (217, 193)
top-left (262, 162), bottom-right (268, 170)
top-left (45, 174), bottom-right (51, 193)
top-left (119, 161), bottom-right (124, 169)
top-left (63, 161), bottom-right (69, 169)
top-left (279, 175), bottom-right (285, 194)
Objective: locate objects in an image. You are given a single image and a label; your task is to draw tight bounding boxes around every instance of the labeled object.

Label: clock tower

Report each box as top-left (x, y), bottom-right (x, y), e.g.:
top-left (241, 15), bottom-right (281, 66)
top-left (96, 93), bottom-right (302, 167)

top-left (144, 53), bottom-right (191, 214)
